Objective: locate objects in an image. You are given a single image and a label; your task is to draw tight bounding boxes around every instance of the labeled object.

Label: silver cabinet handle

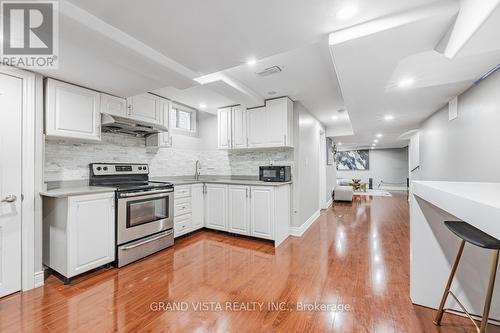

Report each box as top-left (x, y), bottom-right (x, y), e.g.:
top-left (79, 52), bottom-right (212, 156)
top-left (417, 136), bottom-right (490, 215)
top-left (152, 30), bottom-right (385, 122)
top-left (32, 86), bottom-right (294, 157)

top-left (283, 135), bottom-right (287, 145)
top-left (246, 187), bottom-right (248, 198)
top-left (1, 194), bottom-right (17, 203)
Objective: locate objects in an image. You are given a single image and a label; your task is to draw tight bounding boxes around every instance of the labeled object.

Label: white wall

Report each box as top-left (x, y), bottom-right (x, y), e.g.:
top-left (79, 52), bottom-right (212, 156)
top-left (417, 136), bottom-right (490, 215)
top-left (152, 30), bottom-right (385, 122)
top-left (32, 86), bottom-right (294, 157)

top-left (337, 148), bottom-right (409, 190)
top-left (417, 70), bottom-right (500, 182)
top-left (292, 102), bottom-right (326, 228)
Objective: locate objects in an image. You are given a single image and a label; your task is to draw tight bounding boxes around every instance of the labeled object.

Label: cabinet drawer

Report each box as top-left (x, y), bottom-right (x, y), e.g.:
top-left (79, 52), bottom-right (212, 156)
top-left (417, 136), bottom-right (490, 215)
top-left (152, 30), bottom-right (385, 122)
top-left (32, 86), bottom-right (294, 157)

top-left (174, 214), bottom-right (192, 236)
top-left (174, 186), bottom-right (191, 199)
top-left (174, 197), bottom-right (192, 216)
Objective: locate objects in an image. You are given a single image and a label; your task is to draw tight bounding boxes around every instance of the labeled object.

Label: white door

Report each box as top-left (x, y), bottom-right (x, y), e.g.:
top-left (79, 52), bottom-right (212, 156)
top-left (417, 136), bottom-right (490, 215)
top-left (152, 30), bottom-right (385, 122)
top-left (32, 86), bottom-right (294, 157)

top-left (205, 184), bottom-right (227, 231)
top-left (228, 186), bottom-right (249, 235)
top-left (250, 187), bottom-right (274, 240)
top-left (191, 184), bottom-right (204, 230)
top-left (246, 107), bottom-right (267, 148)
top-left (0, 73), bottom-right (23, 297)
top-left (218, 107), bottom-right (231, 149)
top-left (127, 93), bottom-right (160, 124)
top-left (231, 106), bottom-right (247, 149)
top-left (67, 193), bottom-right (115, 277)
top-left (266, 99), bottom-right (286, 146)
top-left (45, 79), bottom-right (101, 141)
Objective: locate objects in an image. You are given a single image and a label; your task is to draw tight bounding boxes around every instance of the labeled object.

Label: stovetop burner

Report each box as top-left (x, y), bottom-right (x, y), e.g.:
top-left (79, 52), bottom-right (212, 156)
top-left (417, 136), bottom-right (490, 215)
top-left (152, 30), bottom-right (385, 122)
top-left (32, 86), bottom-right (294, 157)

top-left (89, 163), bottom-right (173, 192)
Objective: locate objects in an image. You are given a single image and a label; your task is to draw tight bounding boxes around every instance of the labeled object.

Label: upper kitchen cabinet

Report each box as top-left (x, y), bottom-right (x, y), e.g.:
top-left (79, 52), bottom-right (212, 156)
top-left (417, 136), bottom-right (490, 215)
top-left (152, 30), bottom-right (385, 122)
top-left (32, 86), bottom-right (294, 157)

top-left (146, 98), bottom-right (172, 148)
top-left (45, 79), bottom-right (101, 141)
top-left (249, 97), bottom-right (294, 148)
top-left (100, 93), bottom-right (127, 117)
top-left (126, 93), bottom-right (161, 125)
top-left (265, 97), bottom-right (294, 147)
top-left (217, 107), bottom-right (232, 149)
top-left (231, 106), bottom-right (247, 149)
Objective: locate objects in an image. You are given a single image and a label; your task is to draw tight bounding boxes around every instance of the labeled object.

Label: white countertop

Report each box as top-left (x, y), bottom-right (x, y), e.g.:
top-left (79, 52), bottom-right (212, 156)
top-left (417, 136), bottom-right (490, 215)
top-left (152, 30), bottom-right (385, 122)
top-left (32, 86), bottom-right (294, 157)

top-left (412, 180), bottom-right (500, 238)
top-left (40, 186), bottom-right (117, 198)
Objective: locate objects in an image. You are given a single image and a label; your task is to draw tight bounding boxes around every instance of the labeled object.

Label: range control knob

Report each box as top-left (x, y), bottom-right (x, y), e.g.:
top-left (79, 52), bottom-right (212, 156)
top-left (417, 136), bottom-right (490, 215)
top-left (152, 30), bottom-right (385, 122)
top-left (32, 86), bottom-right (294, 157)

top-left (96, 166), bottom-right (102, 171)
top-left (103, 166), bottom-right (108, 171)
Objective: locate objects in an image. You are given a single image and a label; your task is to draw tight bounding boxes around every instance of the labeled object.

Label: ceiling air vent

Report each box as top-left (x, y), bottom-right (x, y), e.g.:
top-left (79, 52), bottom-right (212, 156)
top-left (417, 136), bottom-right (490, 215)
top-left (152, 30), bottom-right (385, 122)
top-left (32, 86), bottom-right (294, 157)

top-left (255, 66), bottom-right (282, 77)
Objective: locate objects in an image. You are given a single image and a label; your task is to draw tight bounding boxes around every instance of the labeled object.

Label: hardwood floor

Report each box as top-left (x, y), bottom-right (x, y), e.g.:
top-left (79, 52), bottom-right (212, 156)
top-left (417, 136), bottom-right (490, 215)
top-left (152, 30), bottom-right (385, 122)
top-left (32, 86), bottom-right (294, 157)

top-left (1, 193), bottom-right (498, 332)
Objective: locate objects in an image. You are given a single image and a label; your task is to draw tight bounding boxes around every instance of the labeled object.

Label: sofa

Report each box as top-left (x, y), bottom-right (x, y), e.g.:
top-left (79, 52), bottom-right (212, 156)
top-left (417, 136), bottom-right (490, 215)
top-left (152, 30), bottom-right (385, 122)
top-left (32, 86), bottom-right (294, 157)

top-left (334, 179), bottom-right (353, 202)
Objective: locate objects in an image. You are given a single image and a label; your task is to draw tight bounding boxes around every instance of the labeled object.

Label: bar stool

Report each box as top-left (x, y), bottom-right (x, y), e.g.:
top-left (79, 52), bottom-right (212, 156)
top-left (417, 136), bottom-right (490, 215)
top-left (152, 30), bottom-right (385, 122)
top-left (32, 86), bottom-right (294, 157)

top-left (434, 221), bottom-right (500, 333)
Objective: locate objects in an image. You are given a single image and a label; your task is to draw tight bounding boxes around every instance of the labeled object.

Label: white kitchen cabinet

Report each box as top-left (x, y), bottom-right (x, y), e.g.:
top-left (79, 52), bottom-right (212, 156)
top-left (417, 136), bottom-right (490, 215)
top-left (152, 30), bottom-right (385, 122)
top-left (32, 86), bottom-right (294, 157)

top-left (100, 93), bottom-right (127, 117)
top-left (43, 192), bottom-right (115, 281)
top-left (246, 97), bottom-right (294, 148)
top-left (217, 107), bottom-right (231, 149)
top-left (231, 106), bottom-right (247, 149)
top-left (126, 93), bottom-right (161, 124)
top-left (191, 184), bottom-right (204, 230)
top-left (146, 98), bottom-right (172, 148)
top-left (45, 78), bottom-right (101, 141)
top-left (205, 184), bottom-right (228, 231)
top-left (250, 186), bottom-right (274, 240)
top-left (228, 185), bottom-right (249, 235)
top-left (266, 97), bottom-right (293, 147)
top-left (246, 106), bottom-right (268, 148)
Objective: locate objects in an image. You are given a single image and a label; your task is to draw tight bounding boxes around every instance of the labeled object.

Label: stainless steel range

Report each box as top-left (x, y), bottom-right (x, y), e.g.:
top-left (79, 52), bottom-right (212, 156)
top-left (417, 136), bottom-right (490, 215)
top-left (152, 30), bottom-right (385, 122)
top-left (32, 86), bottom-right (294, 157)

top-left (89, 163), bottom-right (174, 267)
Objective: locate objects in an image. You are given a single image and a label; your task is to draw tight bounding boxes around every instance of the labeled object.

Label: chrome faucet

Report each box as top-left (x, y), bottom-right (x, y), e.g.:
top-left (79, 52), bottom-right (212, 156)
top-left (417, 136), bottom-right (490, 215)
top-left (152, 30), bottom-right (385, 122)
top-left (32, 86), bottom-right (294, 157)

top-left (195, 160), bottom-right (201, 180)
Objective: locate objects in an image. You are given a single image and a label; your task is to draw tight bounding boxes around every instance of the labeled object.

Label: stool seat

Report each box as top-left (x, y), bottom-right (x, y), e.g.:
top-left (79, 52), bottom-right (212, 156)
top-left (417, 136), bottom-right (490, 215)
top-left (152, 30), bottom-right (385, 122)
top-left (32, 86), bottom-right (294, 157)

top-left (445, 221), bottom-right (500, 250)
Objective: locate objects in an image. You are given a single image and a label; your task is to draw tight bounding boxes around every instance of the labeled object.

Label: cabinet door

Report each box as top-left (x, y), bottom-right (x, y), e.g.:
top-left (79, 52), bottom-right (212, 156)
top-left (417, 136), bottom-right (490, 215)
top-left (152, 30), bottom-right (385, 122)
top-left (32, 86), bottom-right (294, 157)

top-left (127, 93), bottom-right (160, 124)
top-left (218, 107), bottom-right (231, 149)
top-left (100, 93), bottom-right (127, 117)
top-left (265, 98), bottom-right (287, 147)
top-left (191, 184), bottom-right (204, 230)
top-left (231, 106), bottom-right (247, 149)
top-left (250, 187), bottom-right (274, 240)
top-left (246, 107), bottom-right (267, 148)
top-left (45, 79), bottom-right (101, 141)
top-left (146, 99), bottom-right (172, 148)
top-left (205, 184), bottom-right (227, 231)
top-left (67, 193), bottom-right (115, 277)
top-left (228, 186), bottom-right (249, 235)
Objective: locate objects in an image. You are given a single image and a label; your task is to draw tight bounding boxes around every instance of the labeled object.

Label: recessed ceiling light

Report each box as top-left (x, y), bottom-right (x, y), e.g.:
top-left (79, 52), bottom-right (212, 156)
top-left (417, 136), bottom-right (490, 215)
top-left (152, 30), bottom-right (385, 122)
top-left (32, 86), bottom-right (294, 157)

top-left (372, 143), bottom-right (376, 146)
top-left (337, 4), bottom-right (358, 20)
top-left (332, 116), bottom-right (339, 121)
top-left (398, 77), bottom-right (415, 88)
top-left (373, 139), bottom-right (379, 143)
top-left (338, 142), bottom-right (342, 146)
top-left (376, 133), bottom-right (383, 138)
top-left (199, 103), bottom-right (207, 109)
top-left (384, 115), bottom-right (394, 121)
top-left (246, 58), bottom-right (257, 66)
top-left (268, 91), bottom-right (277, 96)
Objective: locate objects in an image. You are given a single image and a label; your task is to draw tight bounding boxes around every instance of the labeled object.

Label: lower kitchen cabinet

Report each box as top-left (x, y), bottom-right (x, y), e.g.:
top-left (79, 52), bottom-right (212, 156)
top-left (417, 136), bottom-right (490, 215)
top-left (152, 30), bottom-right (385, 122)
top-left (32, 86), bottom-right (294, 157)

top-left (228, 185), bottom-right (250, 235)
top-left (173, 184), bottom-right (204, 238)
top-left (43, 192), bottom-right (115, 281)
top-left (191, 184), bottom-right (204, 230)
top-left (205, 184), bottom-right (228, 231)
top-left (250, 187), bottom-right (274, 240)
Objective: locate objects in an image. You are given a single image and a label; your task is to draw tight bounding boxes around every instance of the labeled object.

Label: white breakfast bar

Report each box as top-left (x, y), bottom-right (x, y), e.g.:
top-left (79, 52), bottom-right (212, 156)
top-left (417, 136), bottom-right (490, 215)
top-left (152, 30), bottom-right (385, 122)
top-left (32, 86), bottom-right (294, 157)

top-left (411, 181), bottom-right (500, 320)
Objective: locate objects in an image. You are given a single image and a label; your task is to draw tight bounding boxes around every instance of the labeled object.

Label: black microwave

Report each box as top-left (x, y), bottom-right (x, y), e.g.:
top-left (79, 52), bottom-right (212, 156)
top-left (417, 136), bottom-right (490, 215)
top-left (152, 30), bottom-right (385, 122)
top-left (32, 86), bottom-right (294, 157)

top-left (259, 166), bottom-right (291, 182)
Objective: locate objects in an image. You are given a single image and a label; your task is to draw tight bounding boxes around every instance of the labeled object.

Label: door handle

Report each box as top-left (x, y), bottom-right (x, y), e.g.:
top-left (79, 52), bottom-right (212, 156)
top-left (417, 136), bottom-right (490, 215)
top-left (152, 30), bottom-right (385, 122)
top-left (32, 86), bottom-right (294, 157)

top-left (1, 194), bottom-right (17, 203)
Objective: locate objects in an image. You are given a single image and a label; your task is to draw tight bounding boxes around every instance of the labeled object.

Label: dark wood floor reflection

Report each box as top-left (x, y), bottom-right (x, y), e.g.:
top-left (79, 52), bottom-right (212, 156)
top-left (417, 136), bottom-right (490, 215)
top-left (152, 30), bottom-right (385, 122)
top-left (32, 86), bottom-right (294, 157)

top-left (1, 193), bottom-right (497, 332)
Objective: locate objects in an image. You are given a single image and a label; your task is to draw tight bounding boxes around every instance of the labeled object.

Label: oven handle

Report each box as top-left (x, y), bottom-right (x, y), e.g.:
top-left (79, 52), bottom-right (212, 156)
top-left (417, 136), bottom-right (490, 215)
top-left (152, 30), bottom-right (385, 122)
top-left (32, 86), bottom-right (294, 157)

top-left (120, 230), bottom-right (173, 250)
top-left (119, 188), bottom-right (174, 198)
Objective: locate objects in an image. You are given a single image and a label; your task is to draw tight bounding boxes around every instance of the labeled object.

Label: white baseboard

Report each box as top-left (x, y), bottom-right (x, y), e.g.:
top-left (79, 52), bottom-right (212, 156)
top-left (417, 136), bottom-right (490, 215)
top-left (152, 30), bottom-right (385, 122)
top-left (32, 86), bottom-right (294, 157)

top-left (289, 209), bottom-right (320, 237)
top-left (34, 270), bottom-right (44, 288)
top-left (379, 186), bottom-right (407, 191)
top-left (325, 198), bottom-right (333, 209)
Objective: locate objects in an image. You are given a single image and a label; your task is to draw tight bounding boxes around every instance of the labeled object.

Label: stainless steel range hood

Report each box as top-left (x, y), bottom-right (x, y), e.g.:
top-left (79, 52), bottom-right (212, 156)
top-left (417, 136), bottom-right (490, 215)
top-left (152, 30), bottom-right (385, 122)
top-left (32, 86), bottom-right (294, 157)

top-left (101, 113), bottom-right (168, 137)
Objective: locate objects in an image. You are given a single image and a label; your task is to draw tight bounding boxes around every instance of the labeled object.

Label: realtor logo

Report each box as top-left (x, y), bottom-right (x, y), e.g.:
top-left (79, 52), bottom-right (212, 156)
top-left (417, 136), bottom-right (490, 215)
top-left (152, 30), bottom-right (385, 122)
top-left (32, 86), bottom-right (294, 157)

top-left (1, 0), bottom-right (58, 68)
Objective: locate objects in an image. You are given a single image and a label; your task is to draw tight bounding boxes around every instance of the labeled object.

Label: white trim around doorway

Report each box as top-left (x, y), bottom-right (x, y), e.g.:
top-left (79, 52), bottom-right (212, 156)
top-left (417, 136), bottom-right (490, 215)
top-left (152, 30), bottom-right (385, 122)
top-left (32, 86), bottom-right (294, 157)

top-left (1, 66), bottom-right (44, 291)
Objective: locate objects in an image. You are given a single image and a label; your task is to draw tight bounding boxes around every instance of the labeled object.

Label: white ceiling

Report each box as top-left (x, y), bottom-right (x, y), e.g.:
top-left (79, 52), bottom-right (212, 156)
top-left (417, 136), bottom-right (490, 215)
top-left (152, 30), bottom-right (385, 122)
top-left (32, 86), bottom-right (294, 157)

top-left (35, 0), bottom-right (500, 149)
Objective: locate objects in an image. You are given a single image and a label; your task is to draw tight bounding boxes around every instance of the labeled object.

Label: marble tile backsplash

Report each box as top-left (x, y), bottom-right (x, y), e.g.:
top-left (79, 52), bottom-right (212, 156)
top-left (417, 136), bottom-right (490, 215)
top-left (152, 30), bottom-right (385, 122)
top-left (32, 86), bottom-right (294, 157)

top-left (44, 133), bottom-right (294, 181)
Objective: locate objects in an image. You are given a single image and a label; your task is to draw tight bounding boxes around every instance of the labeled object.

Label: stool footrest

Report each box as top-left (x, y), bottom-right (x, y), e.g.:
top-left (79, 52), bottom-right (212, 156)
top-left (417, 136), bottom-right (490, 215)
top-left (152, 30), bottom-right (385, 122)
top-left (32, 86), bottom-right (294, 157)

top-left (446, 290), bottom-right (480, 333)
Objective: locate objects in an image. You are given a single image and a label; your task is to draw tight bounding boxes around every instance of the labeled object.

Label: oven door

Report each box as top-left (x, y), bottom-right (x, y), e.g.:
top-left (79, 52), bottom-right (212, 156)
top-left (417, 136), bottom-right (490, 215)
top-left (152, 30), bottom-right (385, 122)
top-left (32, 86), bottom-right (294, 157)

top-left (117, 190), bottom-right (174, 245)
